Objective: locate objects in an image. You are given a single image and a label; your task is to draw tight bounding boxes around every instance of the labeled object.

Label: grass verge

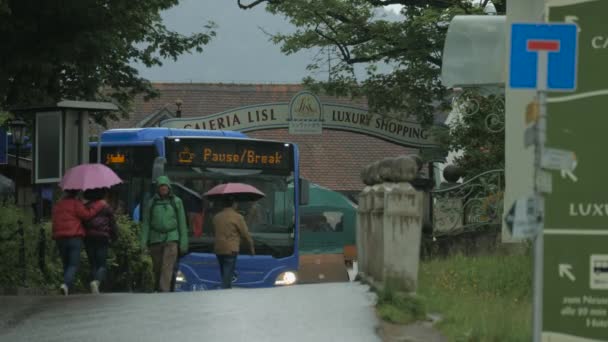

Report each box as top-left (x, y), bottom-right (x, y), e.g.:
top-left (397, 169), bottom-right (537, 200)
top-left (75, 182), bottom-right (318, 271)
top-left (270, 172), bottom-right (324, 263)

top-left (418, 252), bottom-right (533, 342)
top-left (376, 285), bottom-right (427, 324)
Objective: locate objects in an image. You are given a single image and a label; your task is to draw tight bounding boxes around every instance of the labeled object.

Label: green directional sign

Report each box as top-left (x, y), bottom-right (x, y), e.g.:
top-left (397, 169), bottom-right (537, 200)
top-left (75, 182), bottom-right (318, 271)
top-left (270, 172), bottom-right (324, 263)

top-left (545, 1), bottom-right (608, 341)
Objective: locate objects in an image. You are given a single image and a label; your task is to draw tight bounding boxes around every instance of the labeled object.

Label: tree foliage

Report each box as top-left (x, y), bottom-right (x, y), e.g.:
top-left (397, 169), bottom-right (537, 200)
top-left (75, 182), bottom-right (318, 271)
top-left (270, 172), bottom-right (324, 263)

top-left (0, 0), bottom-right (215, 125)
top-left (435, 89), bottom-right (505, 178)
top-left (238, 0), bottom-right (506, 174)
top-left (238, 0), bottom-right (505, 125)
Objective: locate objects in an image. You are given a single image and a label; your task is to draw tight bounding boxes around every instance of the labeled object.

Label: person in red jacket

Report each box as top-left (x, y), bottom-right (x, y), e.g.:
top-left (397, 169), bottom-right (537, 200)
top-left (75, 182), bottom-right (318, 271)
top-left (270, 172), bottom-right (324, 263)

top-left (52, 189), bottom-right (106, 295)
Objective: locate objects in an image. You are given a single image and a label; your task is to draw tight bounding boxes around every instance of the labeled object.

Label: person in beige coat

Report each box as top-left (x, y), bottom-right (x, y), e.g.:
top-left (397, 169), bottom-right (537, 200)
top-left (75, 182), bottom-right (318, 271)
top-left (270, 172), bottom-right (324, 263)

top-left (213, 197), bottom-right (255, 289)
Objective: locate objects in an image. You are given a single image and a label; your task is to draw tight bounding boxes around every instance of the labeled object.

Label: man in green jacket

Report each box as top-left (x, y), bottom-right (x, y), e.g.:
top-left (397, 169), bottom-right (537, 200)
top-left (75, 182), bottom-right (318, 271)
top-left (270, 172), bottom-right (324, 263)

top-left (141, 176), bottom-right (189, 292)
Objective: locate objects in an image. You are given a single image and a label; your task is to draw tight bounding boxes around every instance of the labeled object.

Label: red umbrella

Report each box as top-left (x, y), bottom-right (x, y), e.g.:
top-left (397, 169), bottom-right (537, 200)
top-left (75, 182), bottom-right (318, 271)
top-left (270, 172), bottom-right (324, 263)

top-left (203, 183), bottom-right (265, 202)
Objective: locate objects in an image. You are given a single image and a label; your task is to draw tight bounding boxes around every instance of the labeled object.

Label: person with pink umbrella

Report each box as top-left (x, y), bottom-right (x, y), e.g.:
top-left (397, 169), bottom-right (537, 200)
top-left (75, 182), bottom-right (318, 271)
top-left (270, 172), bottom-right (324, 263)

top-left (52, 190), bottom-right (108, 296)
top-left (82, 187), bottom-right (118, 294)
top-left (53, 164), bottom-right (122, 296)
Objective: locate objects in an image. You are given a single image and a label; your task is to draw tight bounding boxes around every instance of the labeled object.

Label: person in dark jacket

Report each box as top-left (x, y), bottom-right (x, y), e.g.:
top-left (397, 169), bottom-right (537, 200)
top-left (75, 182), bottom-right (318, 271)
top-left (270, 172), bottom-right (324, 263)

top-left (83, 188), bottom-right (118, 294)
top-left (52, 189), bottom-right (106, 296)
top-left (141, 176), bottom-right (189, 292)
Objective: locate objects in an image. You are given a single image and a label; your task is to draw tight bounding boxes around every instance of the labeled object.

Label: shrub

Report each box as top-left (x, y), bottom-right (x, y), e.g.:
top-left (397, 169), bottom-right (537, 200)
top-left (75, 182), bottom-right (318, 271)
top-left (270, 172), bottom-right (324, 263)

top-left (104, 215), bottom-right (154, 293)
top-left (0, 205), bottom-right (153, 293)
top-left (0, 204), bottom-right (60, 291)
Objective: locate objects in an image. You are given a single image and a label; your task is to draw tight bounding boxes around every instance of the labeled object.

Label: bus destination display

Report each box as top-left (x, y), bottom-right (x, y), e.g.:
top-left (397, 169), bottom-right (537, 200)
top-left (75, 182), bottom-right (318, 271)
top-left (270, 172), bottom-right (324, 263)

top-left (90, 146), bottom-right (157, 175)
top-left (166, 138), bottom-right (291, 171)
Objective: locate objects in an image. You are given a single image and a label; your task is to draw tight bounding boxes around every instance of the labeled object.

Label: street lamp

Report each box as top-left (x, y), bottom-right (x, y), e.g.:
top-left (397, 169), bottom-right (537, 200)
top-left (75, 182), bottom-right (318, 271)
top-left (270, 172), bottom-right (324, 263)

top-left (9, 118), bottom-right (27, 205)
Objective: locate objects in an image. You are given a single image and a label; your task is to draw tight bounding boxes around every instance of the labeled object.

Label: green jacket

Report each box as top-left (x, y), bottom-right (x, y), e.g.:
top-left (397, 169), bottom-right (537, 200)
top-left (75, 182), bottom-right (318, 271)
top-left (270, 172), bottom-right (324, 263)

top-left (140, 176), bottom-right (189, 253)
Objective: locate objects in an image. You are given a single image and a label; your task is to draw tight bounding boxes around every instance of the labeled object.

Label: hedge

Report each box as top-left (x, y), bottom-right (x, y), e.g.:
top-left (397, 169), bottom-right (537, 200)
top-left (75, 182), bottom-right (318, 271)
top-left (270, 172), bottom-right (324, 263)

top-left (0, 205), bottom-right (154, 294)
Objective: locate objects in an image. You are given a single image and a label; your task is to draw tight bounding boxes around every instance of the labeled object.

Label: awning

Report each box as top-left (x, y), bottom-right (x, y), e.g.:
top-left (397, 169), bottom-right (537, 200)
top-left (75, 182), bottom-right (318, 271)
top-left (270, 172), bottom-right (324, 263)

top-left (441, 15), bottom-right (507, 88)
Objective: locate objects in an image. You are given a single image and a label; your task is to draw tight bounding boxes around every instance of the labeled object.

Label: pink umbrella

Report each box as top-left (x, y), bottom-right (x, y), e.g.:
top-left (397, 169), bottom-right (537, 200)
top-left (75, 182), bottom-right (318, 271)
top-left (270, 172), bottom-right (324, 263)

top-left (59, 164), bottom-right (122, 191)
top-left (203, 183), bottom-right (265, 202)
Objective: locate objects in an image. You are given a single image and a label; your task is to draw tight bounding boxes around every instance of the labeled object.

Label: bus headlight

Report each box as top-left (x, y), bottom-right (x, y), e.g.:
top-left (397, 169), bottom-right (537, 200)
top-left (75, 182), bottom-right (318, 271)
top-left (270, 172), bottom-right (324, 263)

top-left (175, 270), bottom-right (187, 283)
top-left (275, 271), bottom-right (297, 286)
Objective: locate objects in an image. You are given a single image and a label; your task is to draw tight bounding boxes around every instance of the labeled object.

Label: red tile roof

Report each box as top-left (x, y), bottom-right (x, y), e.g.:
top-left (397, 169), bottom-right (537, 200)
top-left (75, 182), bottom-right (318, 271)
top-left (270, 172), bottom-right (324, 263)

top-left (109, 83), bottom-right (417, 191)
top-left (247, 129), bottom-right (415, 192)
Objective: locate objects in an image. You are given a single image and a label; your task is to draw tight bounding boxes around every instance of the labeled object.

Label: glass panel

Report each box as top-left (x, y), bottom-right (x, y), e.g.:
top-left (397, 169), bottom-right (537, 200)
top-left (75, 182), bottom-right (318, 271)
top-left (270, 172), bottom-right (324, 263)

top-left (165, 165), bottom-right (296, 258)
top-left (36, 111), bottom-right (62, 181)
top-left (441, 15), bottom-right (506, 87)
top-left (301, 211), bottom-right (345, 233)
top-left (90, 145), bottom-right (156, 218)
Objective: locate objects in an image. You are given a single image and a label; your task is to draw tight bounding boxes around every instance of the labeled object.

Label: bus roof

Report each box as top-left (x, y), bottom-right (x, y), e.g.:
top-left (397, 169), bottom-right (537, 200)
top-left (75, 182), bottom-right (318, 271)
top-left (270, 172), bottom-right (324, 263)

top-left (94, 127), bottom-right (248, 145)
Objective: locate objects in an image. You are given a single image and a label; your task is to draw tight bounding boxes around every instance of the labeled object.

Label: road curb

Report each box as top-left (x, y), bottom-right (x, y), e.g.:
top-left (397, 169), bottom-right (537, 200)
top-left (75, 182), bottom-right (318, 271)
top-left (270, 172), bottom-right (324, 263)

top-left (0, 287), bottom-right (50, 296)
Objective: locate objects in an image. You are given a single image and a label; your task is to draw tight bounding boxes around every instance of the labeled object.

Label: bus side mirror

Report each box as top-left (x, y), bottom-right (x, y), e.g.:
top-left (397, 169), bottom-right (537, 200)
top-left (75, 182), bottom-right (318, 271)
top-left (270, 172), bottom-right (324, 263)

top-left (299, 178), bottom-right (309, 205)
top-left (152, 157), bottom-right (167, 180)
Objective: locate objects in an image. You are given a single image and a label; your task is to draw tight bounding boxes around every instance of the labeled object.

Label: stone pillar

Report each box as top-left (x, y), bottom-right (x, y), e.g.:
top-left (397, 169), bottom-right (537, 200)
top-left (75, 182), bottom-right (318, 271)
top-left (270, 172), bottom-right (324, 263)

top-left (369, 184), bottom-right (385, 283)
top-left (357, 155), bottom-right (425, 291)
top-left (357, 186), bottom-right (373, 277)
top-left (383, 182), bottom-right (424, 292)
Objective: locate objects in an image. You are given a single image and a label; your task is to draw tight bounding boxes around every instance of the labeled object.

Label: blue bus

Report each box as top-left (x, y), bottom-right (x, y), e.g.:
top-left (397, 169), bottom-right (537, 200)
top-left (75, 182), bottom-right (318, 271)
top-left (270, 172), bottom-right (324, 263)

top-left (90, 128), bottom-right (307, 290)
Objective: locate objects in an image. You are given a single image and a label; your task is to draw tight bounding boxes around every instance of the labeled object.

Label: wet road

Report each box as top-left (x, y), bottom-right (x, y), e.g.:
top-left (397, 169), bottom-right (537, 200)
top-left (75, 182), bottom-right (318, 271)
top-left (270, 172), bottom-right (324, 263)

top-left (0, 283), bottom-right (380, 342)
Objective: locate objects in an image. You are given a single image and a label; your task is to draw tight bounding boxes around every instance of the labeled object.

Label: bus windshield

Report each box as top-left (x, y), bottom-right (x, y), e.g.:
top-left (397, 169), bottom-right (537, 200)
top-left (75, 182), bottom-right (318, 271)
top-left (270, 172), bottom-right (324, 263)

top-left (165, 167), bottom-right (295, 258)
top-left (163, 137), bottom-right (297, 258)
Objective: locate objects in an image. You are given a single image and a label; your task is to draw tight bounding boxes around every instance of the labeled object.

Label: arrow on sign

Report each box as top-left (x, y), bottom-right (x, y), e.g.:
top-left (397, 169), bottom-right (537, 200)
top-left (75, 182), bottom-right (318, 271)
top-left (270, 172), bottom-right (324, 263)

top-left (560, 160), bottom-right (578, 182)
top-left (559, 264), bottom-right (576, 282)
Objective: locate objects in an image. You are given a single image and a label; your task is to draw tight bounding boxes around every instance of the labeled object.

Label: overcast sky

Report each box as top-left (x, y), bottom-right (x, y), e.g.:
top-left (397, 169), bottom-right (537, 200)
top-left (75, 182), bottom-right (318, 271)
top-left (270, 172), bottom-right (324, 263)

top-left (135, 0), bottom-right (399, 84)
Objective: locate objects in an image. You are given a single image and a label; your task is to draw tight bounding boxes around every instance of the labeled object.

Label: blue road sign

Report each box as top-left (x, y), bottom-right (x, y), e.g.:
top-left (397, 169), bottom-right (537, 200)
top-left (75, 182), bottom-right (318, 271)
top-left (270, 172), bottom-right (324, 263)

top-left (509, 23), bottom-right (578, 91)
top-left (0, 129), bottom-right (7, 165)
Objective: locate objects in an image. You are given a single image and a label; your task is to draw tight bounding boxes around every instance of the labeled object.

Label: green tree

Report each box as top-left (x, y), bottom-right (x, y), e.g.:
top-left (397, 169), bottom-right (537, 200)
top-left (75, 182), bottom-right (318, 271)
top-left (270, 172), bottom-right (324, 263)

top-left (436, 89), bottom-right (505, 179)
top-left (238, 0), bottom-right (506, 173)
top-left (238, 0), bottom-right (504, 124)
top-left (0, 0), bottom-right (215, 125)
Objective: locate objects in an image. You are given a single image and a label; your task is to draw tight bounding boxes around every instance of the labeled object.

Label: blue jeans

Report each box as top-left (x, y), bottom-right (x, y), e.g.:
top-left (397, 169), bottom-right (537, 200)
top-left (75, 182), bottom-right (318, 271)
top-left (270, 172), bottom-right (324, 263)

top-left (216, 254), bottom-right (237, 289)
top-left (56, 238), bottom-right (82, 289)
top-left (84, 238), bottom-right (109, 283)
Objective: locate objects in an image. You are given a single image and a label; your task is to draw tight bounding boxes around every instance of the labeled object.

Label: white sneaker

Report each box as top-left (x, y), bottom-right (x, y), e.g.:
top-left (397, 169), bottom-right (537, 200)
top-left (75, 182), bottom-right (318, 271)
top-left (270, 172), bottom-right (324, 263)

top-left (90, 281), bottom-right (100, 294)
top-left (60, 284), bottom-right (69, 296)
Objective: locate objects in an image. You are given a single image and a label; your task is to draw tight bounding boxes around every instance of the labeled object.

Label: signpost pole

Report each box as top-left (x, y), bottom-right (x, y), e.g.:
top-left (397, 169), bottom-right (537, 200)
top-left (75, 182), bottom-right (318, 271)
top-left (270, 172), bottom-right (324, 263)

top-left (532, 50), bottom-right (548, 342)
top-left (532, 90), bottom-right (546, 342)
top-left (510, 20), bottom-right (584, 340)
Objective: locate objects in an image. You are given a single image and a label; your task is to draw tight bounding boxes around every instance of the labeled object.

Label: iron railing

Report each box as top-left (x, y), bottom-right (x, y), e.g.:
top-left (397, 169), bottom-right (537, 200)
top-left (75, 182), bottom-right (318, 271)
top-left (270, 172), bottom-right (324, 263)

top-left (430, 169), bottom-right (504, 236)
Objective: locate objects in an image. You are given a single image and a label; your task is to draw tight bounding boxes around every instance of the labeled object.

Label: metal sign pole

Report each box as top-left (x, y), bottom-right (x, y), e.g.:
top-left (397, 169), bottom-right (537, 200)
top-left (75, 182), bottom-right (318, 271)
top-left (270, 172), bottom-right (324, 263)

top-left (532, 50), bottom-right (548, 342)
top-left (510, 21), bottom-right (579, 341)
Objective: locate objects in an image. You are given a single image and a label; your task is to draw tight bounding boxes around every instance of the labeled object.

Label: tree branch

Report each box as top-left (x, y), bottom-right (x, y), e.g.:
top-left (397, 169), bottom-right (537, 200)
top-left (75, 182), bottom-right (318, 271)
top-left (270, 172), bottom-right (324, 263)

top-left (326, 10), bottom-right (353, 24)
top-left (314, 26), bottom-right (351, 62)
top-left (367, 0), bottom-right (409, 5)
top-left (314, 10), bottom-right (441, 67)
top-left (314, 11), bottom-right (372, 46)
top-left (427, 55), bottom-right (442, 67)
top-left (237, 0), bottom-right (272, 9)
top-left (367, 0), bottom-right (453, 7)
top-left (456, 0), bottom-right (473, 14)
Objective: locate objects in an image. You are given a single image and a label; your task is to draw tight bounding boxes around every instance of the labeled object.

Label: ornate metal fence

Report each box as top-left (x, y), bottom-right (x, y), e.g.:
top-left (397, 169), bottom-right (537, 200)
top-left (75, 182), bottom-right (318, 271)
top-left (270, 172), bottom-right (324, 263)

top-left (431, 169), bottom-right (504, 236)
